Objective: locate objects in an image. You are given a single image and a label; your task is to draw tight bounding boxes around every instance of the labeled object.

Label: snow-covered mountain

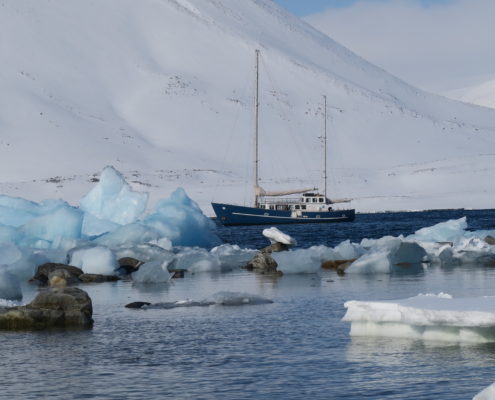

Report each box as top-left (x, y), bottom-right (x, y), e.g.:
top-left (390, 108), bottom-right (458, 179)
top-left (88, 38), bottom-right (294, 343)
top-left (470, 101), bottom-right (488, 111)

top-left (447, 79), bottom-right (495, 110)
top-left (1, 0), bottom-right (495, 214)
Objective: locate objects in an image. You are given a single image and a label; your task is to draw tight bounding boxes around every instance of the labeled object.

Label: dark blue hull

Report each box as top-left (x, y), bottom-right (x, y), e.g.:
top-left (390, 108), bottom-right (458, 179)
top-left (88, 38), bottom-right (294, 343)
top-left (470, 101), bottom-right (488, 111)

top-left (212, 202), bottom-right (355, 226)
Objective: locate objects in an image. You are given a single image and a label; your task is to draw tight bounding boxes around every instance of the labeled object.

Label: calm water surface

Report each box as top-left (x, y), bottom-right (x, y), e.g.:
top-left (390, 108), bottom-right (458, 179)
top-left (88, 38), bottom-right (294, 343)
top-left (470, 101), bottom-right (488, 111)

top-left (2, 210), bottom-right (495, 399)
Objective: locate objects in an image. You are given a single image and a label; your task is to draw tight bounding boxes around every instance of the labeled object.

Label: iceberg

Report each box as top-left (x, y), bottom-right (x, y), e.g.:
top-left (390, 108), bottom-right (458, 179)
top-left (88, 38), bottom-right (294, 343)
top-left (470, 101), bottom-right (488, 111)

top-left (80, 166), bottom-right (149, 226)
top-left (0, 266), bottom-right (22, 300)
top-left (132, 257), bottom-right (173, 283)
top-left (144, 188), bottom-right (220, 248)
top-left (343, 294), bottom-right (495, 343)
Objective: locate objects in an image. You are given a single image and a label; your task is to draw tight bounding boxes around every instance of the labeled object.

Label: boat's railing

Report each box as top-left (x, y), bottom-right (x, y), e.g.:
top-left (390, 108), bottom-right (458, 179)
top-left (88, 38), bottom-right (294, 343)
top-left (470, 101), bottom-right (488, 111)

top-left (258, 197), bottom-right (301, 205)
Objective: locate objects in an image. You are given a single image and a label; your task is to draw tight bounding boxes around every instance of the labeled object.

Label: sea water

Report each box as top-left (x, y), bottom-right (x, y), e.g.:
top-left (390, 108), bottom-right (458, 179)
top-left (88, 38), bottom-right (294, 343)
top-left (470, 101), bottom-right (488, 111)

top-left (2, 209), bottom-right (495, 399)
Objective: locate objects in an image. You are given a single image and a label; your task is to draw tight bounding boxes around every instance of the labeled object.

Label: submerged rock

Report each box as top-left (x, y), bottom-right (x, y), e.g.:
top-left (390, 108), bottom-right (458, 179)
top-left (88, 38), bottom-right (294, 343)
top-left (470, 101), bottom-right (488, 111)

top-left (321, 259), bottom-right (356, 275)
top-left (485, 236), bottom-right (495, 246)
top-left (79, 274), bottom-right (121, 283)
top-left (0, 287), bottom-right (93, 330)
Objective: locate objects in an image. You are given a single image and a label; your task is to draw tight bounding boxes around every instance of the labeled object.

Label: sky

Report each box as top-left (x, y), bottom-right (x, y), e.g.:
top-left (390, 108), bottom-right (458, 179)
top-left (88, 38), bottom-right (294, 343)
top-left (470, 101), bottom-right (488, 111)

top-left (273, 0), bottom-right (495, 94)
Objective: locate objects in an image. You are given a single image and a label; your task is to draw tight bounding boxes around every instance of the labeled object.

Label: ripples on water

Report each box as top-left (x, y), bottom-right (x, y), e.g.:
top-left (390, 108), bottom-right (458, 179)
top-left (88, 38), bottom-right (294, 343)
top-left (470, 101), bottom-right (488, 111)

top-left (3, 210), bottom-right (495, 399)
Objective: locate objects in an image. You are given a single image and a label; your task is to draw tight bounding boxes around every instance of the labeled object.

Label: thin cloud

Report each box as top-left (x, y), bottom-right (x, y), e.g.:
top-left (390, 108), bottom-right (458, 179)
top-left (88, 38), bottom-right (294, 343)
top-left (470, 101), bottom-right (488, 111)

top-left (305, 0), bottom-right (495, 93)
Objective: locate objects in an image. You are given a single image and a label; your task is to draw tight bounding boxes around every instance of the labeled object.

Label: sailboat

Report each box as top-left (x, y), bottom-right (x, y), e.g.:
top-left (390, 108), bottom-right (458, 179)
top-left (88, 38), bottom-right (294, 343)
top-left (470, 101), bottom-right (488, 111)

top-left (212, 50), bottom-right (355, 226)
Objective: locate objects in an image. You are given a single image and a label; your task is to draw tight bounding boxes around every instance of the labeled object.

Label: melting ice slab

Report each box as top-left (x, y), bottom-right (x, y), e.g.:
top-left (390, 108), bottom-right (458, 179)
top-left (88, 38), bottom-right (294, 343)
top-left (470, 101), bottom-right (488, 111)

top-left (343, 294), bottom-right (495, 343)
top-left (474, 382), bottom-right (495, 400)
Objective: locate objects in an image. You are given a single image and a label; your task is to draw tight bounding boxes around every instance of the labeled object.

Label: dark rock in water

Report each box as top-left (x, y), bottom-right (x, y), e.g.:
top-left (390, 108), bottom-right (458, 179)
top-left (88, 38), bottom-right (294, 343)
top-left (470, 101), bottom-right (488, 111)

top-left (169, 269), bottom-right (186, 279)
top-left (485, 236), bottom-right (495, 246)
top-left (261, 242), bottom-right (289, 254)
top-left (0, 287), bottom-right (93, 330)
top-left (32, 263), bottom-right (84, 284)
top-left (244, 240), bottom-right (288, 275)
top-left (125, 301), bottom-right (152, 309)
top-left (48, 269), bottom-right (81, 287)
top-left (118, 257), bottom-right (144, 274)
top-left (245, 252), bottom-right (281, 275)
top-left (79, 274), bottom-right (120, 283)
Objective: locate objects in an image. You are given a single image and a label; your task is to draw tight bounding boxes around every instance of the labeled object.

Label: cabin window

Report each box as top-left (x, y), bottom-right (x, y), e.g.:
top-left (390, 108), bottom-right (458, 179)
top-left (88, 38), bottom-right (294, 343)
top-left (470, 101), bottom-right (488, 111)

top-left (295, 205), bottom-right (300, 210)
top-left (270, 205), bottom-right (274, 210)
top-left (301, 205), bottom-right (306, 210)
top-left (319, 198), bottom-right (324, 203)
top-left (312, 198), bottom-right (317, 203)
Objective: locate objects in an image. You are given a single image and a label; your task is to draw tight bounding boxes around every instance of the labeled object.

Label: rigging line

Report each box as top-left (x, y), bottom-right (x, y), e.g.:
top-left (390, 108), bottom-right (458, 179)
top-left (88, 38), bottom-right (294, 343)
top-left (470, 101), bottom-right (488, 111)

top-left (259, 55), bottom-right (316, 189)
top-left (211, 55), bottom-right (254, 205)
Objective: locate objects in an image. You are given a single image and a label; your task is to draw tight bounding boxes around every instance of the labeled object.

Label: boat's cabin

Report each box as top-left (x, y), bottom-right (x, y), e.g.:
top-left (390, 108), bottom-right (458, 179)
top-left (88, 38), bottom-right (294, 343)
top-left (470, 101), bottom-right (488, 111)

top-left (257, 192), bottom-right (332, 212)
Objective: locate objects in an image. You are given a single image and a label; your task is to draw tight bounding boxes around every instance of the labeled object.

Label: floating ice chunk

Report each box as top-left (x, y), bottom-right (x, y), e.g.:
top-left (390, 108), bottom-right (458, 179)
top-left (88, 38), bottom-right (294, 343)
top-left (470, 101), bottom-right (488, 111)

top-left (210, 244), bottom-right (257, 270)
top-left (95, 223), bottom-right (160, 248)
top-left (262, 227), bottom-right (297, 246)
top-left (309, 245), bottom-right (341, 262)
top-left (272, 249), bottom-right (321, 274)
top-left (0, 266), bottom-right (22, 300)
top-left (144, 188), bottom-right (220, 248)
top-left (207, 291), bottom-right (273, 306)
top-left (69, 246), bottom-right (118, 275)
top-left (144, 292), bottom-right (273, 309)
top-left (173, 247), bottom-right (221, 273)
top-left (80, 166), bottom-right (148, 225)
top-left (346, 241), bottom-right (426, 274)
top-left (334, 240), bottom-right (366, 260)
top-left (115, 243), bottom-right (173, 264)
top-left (346, 249), bottom-right (393, 274)
top-left (20, 205), bottom-right (83, 247)
top-left (474, 382), bottom-right (495, 400)
top-left (408, 217), bottom-right (467, 244)
top-left (343, 294), bottom-right (495, 343)
top-left (131, 257), bottom-right (173, 283)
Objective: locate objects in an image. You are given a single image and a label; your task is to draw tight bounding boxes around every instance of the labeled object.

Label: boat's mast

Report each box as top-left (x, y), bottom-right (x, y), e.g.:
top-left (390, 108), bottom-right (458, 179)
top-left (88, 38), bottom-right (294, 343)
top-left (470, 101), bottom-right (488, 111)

top-left (323, 95), bottom-right (328, 201)
top-left (254, 49), bottom-right (260, 207)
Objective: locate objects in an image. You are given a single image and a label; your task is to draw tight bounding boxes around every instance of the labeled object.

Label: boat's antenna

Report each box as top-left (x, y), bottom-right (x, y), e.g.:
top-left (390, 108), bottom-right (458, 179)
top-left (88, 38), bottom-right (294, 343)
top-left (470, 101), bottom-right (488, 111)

top-left (254, 49), bottom-right (260, 207)
top-left (323, 94), bottom-right (328, 201)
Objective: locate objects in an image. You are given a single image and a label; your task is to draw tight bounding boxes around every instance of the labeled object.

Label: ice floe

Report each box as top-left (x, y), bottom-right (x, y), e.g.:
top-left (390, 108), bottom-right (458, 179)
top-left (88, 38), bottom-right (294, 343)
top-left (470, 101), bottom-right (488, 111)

top-left (140, 292), bottom-right (273, 309)
top-left (474, 382), bottom-right (495, 400)
top-left (343, 293), bottom-right (495, 343)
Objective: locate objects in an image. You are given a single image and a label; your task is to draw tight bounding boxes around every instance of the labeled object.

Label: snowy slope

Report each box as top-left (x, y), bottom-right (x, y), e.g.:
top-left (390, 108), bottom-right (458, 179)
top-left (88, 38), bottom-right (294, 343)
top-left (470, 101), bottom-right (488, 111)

top-left (447, 79), bottom-right (495, 110)
top-left (1, 0), bottom-right (495, 214)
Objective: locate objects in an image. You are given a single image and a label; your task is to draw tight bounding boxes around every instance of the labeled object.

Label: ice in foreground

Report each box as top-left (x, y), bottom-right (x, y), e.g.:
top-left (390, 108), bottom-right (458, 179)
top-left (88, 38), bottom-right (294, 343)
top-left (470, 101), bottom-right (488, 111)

top-left (343, 294), bottom-right (495, 343)
top-left (474, 382), bottom-right (495, 400)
